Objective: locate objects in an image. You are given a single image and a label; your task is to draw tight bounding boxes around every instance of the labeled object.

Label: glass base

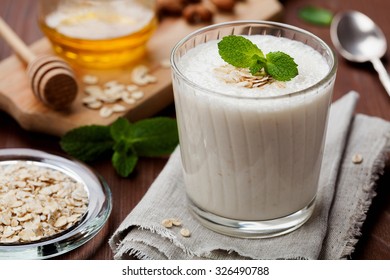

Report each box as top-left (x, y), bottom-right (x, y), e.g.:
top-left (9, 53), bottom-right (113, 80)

top-left (188, 197), bottom-right (316, 239)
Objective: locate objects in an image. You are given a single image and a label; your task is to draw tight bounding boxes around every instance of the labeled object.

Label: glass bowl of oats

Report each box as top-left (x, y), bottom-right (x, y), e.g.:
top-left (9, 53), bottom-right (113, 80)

top-left (0, 148), bottom-right (112, 259)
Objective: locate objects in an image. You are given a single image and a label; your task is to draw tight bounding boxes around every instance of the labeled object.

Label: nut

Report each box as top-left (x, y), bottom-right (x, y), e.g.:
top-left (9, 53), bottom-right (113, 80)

top-left (157, 0), bottom-right (186, 16)
top-left (183, 4), bottom-right (213, 24)
top-left (210, 0), bottom-right (236, 12)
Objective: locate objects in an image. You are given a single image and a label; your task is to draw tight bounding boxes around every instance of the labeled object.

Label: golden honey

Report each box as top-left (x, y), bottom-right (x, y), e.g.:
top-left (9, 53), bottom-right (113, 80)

top-left (39, 0), bottom-right (157, 69)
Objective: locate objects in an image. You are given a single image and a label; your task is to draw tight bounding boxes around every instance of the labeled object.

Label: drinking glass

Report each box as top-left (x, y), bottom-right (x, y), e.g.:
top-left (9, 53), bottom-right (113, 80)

top-left (171, 21), bottom-right (337, 238)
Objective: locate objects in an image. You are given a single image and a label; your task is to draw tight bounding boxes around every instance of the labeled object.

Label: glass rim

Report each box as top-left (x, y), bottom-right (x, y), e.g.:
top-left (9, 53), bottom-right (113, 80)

top-left (170, 20), bottom-right (338, 100)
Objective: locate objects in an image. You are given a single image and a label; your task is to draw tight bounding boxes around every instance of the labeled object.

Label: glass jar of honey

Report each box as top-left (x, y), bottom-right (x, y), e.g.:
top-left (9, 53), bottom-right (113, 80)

top-left (38, 0), bottom-right (157, 69)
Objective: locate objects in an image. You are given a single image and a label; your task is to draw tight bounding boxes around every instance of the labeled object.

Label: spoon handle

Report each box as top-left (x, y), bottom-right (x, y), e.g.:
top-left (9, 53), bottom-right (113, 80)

top-left (371, 58), bottom-right (390, 97)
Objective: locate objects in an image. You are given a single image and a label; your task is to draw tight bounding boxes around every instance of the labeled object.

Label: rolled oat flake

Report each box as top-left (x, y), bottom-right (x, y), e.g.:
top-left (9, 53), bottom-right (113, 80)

top-left (0, 161), bottom-right (89, 244)
top-left (352, 153), bottom-right (363, 164)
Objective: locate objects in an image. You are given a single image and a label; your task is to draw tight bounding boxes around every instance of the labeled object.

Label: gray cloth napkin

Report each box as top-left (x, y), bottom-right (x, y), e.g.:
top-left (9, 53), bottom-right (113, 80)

top-left (109, 91), bottom-right (390, 260)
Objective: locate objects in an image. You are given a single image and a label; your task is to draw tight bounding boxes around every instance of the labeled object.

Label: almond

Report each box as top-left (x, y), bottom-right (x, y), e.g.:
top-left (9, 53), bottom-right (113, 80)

top-left (210, 0), bottom-right (236, 12)
top-left (157, 0), bottom-right (186, 16)
top-left (183, 4), bottom-right (213, 24)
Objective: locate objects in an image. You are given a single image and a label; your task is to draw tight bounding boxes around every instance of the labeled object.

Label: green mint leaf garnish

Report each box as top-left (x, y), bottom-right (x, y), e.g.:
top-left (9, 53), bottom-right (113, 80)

top-left (218, 35), bottom-right (265, 68)
top-left (218, 35), bottom-right (298, 82)
top-left (249, 54), bottom-right (266, 75)
top-left (60, 117), bottom-right (179, 177)
top-left (265, 51), bottom-right (298, 81)
top-left (298, 6), bottom-right (333, 26)
top-left (60, 125), bottom-right (114, 162)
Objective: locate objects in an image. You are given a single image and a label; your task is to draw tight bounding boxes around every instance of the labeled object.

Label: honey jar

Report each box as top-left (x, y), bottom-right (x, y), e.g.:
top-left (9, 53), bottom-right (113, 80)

top-left (38, 0), bottom-right (157, 69)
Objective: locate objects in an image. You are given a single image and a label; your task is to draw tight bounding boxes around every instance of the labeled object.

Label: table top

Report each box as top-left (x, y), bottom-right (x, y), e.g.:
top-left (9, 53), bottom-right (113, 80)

top-left (1, 0), bottom-right (389, 260)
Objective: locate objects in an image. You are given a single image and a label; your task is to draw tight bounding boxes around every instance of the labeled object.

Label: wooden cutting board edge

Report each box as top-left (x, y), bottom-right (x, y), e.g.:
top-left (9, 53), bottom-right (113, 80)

top-left (0, 0), bottom-right (283, 137)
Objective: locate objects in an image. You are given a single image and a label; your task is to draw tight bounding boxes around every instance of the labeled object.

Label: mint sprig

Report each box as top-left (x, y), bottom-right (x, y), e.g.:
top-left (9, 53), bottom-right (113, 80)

top-left (218, 35), bottom-right (298, 81)
top-left (298, 6), bottom-right (333, 26)
top-left (60, 117), bottom-right (179, 177)
top-left (59, 125), bottom-right (114, 162)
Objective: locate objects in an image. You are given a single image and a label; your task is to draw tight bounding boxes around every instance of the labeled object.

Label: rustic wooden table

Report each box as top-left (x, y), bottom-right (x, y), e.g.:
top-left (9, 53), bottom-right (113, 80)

top-left (0, 0), bottom-right (389, 259)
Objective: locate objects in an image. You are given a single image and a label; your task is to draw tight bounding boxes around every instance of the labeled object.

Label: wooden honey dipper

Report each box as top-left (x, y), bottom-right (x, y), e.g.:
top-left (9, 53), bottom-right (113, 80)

top-left (0, 17), bottom-right (78, 110)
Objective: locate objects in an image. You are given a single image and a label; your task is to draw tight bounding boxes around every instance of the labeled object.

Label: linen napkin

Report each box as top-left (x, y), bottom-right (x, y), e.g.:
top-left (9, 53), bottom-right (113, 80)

top-left (109, 91), bottom-right (390, 260)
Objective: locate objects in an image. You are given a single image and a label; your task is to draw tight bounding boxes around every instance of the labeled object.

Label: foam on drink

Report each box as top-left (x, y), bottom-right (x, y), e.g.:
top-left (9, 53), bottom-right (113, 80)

top-left (179, 35), bottom-right (329, 97)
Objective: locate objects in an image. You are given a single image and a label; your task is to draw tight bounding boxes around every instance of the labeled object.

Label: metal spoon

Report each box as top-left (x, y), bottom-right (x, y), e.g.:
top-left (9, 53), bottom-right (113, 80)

top-left (330, 10), bottom-right (390, 96)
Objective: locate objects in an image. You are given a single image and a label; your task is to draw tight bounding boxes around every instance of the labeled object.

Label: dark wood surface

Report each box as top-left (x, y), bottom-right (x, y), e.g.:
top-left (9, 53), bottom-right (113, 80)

top-left (1, 0), bottom-right (389, 259)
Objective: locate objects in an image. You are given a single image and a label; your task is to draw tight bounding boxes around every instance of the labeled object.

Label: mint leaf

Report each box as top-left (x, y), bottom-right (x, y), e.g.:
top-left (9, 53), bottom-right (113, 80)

top-left (130, 117), bottom-right (179, 157)
top-left (60, 125), bottom-right (114, 162)
top-left (113, 139), bottom-right (133, 155)
top-left (218, 35), bottom-right (298, 82)
top-left (112, 150), bottom-right (138, 177)
top-left (110, 117), bottom-right (133, 142)
top-left (298, 6), bottom-right (333, 26)
top-left (265, 52), bottom-right (298, 81)
top-left (249, 54), bottom-right (266, 75)
top-left (218, 35), bottom-right (264, 68)
top-left (60, 116), bottom-right (178, 177)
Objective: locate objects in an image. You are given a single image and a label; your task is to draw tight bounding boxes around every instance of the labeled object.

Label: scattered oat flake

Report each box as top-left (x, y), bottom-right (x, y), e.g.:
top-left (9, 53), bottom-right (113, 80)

top-left (144, 75), bottom-right (157, 83)
top-left (180, 228), bottom-right (191, 237)
top-left (131, 65), bottom-right (156, 86)
top-left (131, 91), bottom-right (144, 100)
top-left (104, 84), bottom-right (125, 96)
top-left (161, 219), bottom-right (173, 228)
top-left (126, 85), bottom-right (139, 92)
top-left (112, 104), bottom-right (126, 113)
top-left (352, 153), bottom-right (363, 164)
top-left (82, 75), bottom-right (99, 85)
top-left (84, 85), bottom-right (103, 96)
top-left (82, 96), bottom-right (97, 104)
top-left (81, 64), bottom-right (157, 117)
top-left (86, 100), bottom-right (103, 109)
top-left (104, 80), bottom-right (119, 88)
top-left (99, 107), bottom-right (113, 118)
top-left (171, 218), bottom-right (182, 226)
top-left (122, 94), bottom-right (136, 105)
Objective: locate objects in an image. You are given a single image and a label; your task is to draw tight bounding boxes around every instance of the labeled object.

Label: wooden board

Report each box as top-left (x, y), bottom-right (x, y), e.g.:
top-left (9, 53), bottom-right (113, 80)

top-left (0, 0), bottom-right (282, 136)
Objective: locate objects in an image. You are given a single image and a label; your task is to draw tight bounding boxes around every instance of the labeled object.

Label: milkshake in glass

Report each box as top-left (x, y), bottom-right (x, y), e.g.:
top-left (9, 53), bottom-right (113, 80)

top-left (171, 21), bottom-right (337, 238)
